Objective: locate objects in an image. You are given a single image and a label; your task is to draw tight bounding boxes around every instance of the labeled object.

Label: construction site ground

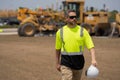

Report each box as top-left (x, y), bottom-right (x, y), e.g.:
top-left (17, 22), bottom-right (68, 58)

top-left (0, 35), bottom-right (120, 80)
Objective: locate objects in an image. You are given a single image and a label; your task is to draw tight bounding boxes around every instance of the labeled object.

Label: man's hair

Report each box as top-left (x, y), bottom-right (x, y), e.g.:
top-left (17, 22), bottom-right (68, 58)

top-left (66, 9), bottom-right (76, 17)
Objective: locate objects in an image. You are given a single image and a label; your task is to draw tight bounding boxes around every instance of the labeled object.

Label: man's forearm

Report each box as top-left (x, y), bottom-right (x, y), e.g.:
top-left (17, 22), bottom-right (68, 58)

top-left (90, 48), bottom-right (96, 61)
top-left (90, 48), bottom-right (97, 66)
top-left (56, 50), bottom-right (61, 64)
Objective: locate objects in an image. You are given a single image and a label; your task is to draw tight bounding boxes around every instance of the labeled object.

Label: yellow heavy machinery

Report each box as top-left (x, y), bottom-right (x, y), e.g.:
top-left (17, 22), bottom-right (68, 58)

top-left (62, 0), bottom-right (112, 36)
top-left (83, 11), bottom-right (110, 35)
top-left (17, 7), bottom-right (64, 36)
top-left (17, 0), bottom-right (118, 37)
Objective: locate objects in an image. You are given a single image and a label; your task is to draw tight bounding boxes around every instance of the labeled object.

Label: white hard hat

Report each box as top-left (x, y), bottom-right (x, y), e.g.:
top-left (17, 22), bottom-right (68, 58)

top-left (85, 65), bottom-right (99, 78)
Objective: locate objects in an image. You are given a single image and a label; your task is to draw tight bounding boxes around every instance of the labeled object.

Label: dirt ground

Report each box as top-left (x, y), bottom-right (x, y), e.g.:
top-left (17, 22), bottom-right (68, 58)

top-left (0, 35), bottom-right (120, 80)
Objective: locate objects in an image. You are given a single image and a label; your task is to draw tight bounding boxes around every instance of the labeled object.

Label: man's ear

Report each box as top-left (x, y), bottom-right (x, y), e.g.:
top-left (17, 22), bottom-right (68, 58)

top-left (65, 18), bottom-right (69, 22)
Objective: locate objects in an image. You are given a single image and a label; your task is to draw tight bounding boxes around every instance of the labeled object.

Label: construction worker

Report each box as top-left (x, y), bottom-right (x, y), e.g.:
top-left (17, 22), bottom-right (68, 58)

top-left (55, 10), bottom-right (97, 80)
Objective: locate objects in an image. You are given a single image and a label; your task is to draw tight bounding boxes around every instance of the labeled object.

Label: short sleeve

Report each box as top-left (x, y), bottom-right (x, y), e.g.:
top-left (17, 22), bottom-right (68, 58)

top-left (55, 29), bottom-right (62, 50)
top-left (83, 29), bottom-right (94, 49)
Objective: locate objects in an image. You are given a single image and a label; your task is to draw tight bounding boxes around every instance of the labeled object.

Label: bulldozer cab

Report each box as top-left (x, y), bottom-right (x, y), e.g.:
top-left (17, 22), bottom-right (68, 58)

top-left (62, 0), bottom-right (84, 24)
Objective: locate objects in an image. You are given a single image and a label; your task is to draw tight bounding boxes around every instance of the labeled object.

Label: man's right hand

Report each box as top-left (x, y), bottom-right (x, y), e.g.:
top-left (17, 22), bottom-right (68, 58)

top-left (56, 64), bottom-right (61, 72)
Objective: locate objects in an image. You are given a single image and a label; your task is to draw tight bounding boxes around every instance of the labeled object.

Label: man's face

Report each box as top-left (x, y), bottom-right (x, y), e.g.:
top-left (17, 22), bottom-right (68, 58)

top-left (67, 12), bottom-right (77, 25)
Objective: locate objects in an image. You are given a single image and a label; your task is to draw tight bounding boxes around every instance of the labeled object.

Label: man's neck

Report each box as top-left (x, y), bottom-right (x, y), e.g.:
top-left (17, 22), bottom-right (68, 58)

top-left (67, 24), bottom-right (77, 28)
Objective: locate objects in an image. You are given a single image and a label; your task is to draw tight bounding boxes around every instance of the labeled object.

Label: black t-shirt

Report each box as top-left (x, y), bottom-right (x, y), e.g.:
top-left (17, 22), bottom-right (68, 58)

top-left (61, 54), bottom-right (85, 70)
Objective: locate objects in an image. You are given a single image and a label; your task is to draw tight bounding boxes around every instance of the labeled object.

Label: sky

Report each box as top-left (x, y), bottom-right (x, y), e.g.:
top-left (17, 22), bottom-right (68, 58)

top-left (0, 0), bottom-right (120, 11)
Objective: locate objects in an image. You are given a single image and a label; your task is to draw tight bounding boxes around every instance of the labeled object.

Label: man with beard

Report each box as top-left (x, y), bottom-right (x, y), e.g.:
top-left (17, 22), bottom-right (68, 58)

top-left (55, 10), bottom-right (97, 80)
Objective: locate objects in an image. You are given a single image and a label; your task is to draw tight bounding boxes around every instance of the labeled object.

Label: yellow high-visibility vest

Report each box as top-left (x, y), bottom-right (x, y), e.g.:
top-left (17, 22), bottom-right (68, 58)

top-left (55, 25), bottom-right (94, 54)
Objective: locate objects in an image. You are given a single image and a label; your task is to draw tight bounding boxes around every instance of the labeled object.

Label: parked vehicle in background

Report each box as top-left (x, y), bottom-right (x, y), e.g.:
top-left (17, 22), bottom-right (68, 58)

top-left (0, 18), bottom-right (8, 26)
top-left (0, 17), bottom-right (20, 26)
top-left (6, 17), bottom-right (20, 25)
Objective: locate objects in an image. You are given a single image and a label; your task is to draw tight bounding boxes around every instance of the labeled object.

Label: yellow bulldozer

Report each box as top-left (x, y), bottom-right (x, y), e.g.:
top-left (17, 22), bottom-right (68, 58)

top-left (83, 11), bottom-right (110, 36)
top-left (17, 7), bottom-right (65, 36)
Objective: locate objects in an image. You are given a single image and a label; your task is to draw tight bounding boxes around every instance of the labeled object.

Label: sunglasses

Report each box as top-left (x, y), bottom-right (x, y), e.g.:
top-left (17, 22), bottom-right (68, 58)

top-left (69, 16), bottom-right (77, 19)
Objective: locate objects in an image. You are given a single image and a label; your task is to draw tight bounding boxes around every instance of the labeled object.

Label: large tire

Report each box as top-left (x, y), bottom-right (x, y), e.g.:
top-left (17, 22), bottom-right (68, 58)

top-left (81, 23), bottom-right (92, 35)
top-left (20, 23), bottom-right (36, 37)
top-left (94, 23), bottom-right (111, 36)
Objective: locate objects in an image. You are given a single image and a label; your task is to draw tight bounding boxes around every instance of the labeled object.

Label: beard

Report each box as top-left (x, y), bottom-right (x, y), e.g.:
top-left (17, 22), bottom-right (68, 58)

top-left (68, 19), bottom-right (77, 25)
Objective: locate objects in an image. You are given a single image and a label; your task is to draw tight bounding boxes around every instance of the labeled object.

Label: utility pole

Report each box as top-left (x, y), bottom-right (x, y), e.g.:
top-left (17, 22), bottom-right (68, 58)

top-left (56, 0), bottom-right (58, 11)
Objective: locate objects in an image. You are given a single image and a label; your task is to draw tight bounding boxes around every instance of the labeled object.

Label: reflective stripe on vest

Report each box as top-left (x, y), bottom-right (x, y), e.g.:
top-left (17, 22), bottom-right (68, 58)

top-left (62, 52), bottom-right (83, 55)
top-left (60, 26), bottom-right (84, 55)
